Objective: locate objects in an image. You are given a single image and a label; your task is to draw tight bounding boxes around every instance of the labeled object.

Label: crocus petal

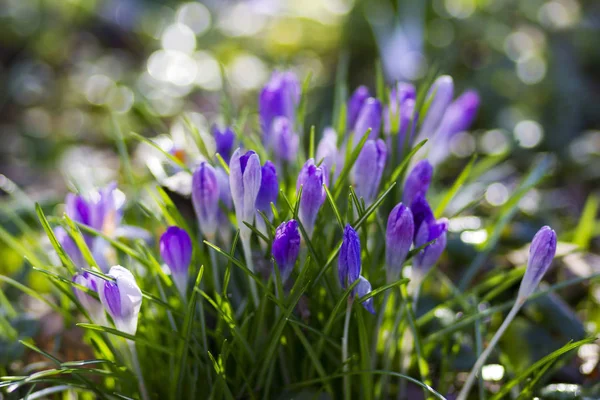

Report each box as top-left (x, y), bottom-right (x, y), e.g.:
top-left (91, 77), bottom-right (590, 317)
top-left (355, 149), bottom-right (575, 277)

top-left (351, 139), bottom-right (387, 205)
top-left (256, 161), bottom-right (279, 215)
top-left (353, 98), bottom-right (383, 145)
top-left (517, 226), bottom-right (557, 300)
top-left (355, 276), bottom-right (375, 314)
top-left (415, 75), bottom-right (454, 143)
top-left (99, 265), bottom-right (142, 335)
top-left (192, 162), bottom-right (220, 238)
top-left (315, 127), bottom-right (338, 174)
top-left (212, 125), bottom-right (236, 163)
top-left (385, 203), bottom-right (414, 280)
top-left (410, 194), bottom-right (435, 238)
top-left (339, 225), bottom-right (361, 288)
top-left (403, 160), bottom-right (433, 206)
top-left (159, 226), bottom-right (192, 297)
top-left (297, 159), bottom-right (328, 237)
top-left (271, 117), bottom-right (299, 163)
top-left (347, 86), bottom-right (370, 130)
top-left (272, 220), bottom-right (301, 283)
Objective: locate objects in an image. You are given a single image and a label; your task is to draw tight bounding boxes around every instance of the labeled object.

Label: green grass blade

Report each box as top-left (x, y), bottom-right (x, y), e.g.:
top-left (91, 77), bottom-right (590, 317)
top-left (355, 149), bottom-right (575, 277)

top-left (434, 155), bottom-right (476, 218)
top-left (573, 194), bottom-right (599, 249)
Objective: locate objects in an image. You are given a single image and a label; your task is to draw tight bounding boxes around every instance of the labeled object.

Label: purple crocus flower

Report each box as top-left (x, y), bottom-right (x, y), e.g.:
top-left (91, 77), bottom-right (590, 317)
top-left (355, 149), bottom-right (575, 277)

top-left (351, 139), bottom-right (387, 206)
top-left (428, 90), bottom-right (480, 166)
top-left (215, 167), bottom-right (233, 245)
top-left (73, 271), bottom-right (105, 323)
top-left (414, 75), bottom-right (454, 144)
top-left (338, 225), bottom-right (361, 288)
top-left (272, 220), bottom-right (301, 283)
top-left (517, 226), bottom-right (557, 301)
top-left (385, 82), bottom-right (416, 155)
top-left (98, 265), bottom-right (142, 335)
top-left (160, 226), bottom-right (193, 298)
top-left (65, 182), bottom-right (124, 237)
top-left (271, 117), bottom-right (299, 163)
top-left (259, 71), bottom-right (300, 142)
top-left (403, 160), bottom-right (433, 207)
top-left (212, 125), bottom-right (235, 163)
top-left (55, 227), bottom-right (85, 267)
top-left (315, 127), bottom-right (338, 170)
top-left (256, 161), bottom-right (279, 217)
top-left (192, 162), bottom-right (220, 240)
top-left (386, 203), bottom-right (414, 281)
top-left (353, 98), bottom-right (383, 145)
top-left (229, 148), bottom-right (262, 240)
top-left (347, 86), bottom-right (370, 130)
top-left (296, 159), bottom-right (328, 237)
top-left (355, 276), bottom-right (375, 314)
top-left (410, 194), bottom-right (435, 239)
top-left (413, 218), bottom-right (448, 277)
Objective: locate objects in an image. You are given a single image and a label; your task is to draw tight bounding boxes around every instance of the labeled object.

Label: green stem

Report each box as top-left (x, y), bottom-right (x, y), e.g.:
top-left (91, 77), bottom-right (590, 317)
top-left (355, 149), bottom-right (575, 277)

top-left (342, 298), bottom-right (353, 400)
top-left (128, 340), bottom-right (150, 400)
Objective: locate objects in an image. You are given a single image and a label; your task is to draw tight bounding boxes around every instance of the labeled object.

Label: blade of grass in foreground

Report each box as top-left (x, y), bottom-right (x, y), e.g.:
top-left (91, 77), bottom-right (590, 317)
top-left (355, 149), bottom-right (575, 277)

top-left (434, 155), bottom-right (476, 218)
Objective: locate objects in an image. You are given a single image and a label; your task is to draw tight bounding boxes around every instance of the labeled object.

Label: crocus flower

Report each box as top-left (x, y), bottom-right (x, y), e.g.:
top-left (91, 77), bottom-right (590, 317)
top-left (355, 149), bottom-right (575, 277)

top-left (212, 125), bottom-right (235, 163)
top-left (353, 98), bottom-right (383, 145)
top-left (355, 276), bottom-right (375, 314)
top-left (73, 272), bottom-right (105, 324)
top-left (259, 71), bottom-right (300, 141)
top-left (271, 117), bottom-right (299, 163)
top-left (215, 167), bottom-right (233, 245)
top-left (410, 194), bottom-right (435, 239)
top-left (351, 139), bottom-right (387, 206)
top-left (315, 127), bottom-right (338, 171)
top-left (428, 90), bottom-right (480, 166)
top-left (517, 226), bottom-right (557, 301)
top-left (297, 159), bottom-right (328, 237)
top-left (229, 148), bottom-right (262, 241)
top-left (256, 161), bottom-right (279, 218)
top-left (159, 226), bottom-right (193, 298)
top-left (192, 162), bottom-right (220, 240)
top-left (55, 227), bottom-right (85, 268)
top-left (386, 203), bottom-right (414, 280)
top-left (272, 220), bottom-right (301, 283)
top-left (347, 86), bottom-right (370, 130)
top-left (413, 219), bottom-right (448, 278)
top-left (403, 160), bottom-right (433, 206)
top-left (384, 83), bottom-right (416, 134)
top-left (414, 75), bottom-right (454, 144)
top-left (98, 265), bottom-right (142, 335)
top-left (339, 225), bottom-right (361, 288)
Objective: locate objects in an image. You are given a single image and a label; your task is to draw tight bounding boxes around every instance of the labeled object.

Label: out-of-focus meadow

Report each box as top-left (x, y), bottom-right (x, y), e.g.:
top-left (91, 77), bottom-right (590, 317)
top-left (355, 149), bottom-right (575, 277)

top-left (1, 0), bottom-right (600, 398)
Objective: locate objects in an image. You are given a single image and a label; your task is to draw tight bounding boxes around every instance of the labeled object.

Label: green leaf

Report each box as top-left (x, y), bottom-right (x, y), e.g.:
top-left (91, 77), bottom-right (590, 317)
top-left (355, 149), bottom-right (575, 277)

top-left (35, 204), bottom-right (77, 274)
top-left (573, 194), bottom-right (599, 250)
top-left (130, 131), bottom-right (190, 172)
top-left (434, 155), bottom-right (477, 218)
top-left (333, 130), bottom-right (372, 199)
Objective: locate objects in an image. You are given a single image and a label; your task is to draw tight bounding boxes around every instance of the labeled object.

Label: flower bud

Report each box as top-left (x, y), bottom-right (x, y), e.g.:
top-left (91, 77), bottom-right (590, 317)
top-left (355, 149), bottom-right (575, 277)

top-left (271, 117), bottom-right (299, 163)
top-left (296, 159), bottom-right (328, 237)
top-left (259, 71), bottom-right (300, 140)
top-left (347, 86), bottom-right (370, 130)
top-left (351, 139), bottom-right (387, 205)
top-left (385, 84), bottom-right (416, 155)
top-left (353, 98), bottom-right (382, 145)
top-left (256, 161), bottom-right (279, 216)
top-left (73, 272), bottom-right (105, 323)
top-left (99, 265), bottom-right (142, 335)
top-left (385, 203), bottom-right (414, 280)
top-left (192, 162), bottom-right (220, 239)
top-left (415, 75), bottom-right (454, 143)
top-left (316, 127), bottom-right (338, 172)
top-left (215, 167), bottom-right (233, 245)
top-left (229, 148), bottom-right (262, 239)
top-left (413, 218), bottom-right (448, 277)
top-left (428, 90), bottom-right (480, 166)
top-left (212, 125), bottom-right (235, 163)
top-left (160, 226), bottom-right (193, 298)
top-left (355, 276), bottom-right (375, 314)
top-left (517, 226), bottom-right (557, 301)
top-left (403, 160), bottom-right (433, 206)
top-left (410, 194), bottom-right (435, 239)
top-left (338, 225), bottom-right (361, 288)
top-left (272, 220), bottom-right (301, 283)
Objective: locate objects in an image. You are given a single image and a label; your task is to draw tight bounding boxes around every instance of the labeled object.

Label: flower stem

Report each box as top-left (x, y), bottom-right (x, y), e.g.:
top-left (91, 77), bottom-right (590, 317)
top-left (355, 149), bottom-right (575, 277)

top-left (209, 247), bottom-right (221, 294)
top-left (241, 234), bottom-right (259, 307)
top-left (128, 340), bottom-right (150, 400)
top-left (342, 298), bottom-right (353, 400)
top-left (457, 300), bottom-right (522, 400)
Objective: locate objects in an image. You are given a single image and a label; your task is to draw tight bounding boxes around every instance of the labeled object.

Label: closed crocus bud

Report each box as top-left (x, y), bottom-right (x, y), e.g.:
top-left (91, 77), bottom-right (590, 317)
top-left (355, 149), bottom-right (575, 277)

top-left (351, 139), bottom-right (387, 205)
top-left (259, 71), bottom-right (300, 140)
top-left (413, 218), bottom-right (448, 278)
top-left (192, 162), bottom-right (220, 239)
top-left (212, 125), bottom-right (235, 163)
top-left (384, 82), bottom-right (416, 133)
top-left (215, 167), bottom-right (233, 245)
top-left (229, 148), bottom-right (262, 240)
top-left (272, 220), bottom-right (301, 283)
top-left (271, 117), bottom-right (299, 163)
top-left (415, 75), bottom-right (454, 143)
top-left (386, 203), bottom-right (414, 280)
top-left (316, 127), bottom-right (338, 172)
top-left (99, 266), bottom-right (142, 335)
top-left (256, 161), bottom-right (279, 217)
top-left (159, 226), bottom-right (193, 298)
top-left (55, 227), bottom-right (85, 267)
top-left (410, 194), bottom-right (435, 238)
top-left (347, 86), bottom-right (370, 130)
top-left (517, 226), bottom-right (557, 301)
top-left (338, 225), bottom-right (361, 288)
top-left (353, 98), bottom-right (383, 145)
top-left (297, 159), bottom-right (328, 237)
top-left (403, 160), bottom-right (433, 206)
top-left (355, 276), bottom-right (375, 314)
top-left (428, 90), bottom-right (480, 166)
top-left (73, 272), bottom-right (105, 323)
